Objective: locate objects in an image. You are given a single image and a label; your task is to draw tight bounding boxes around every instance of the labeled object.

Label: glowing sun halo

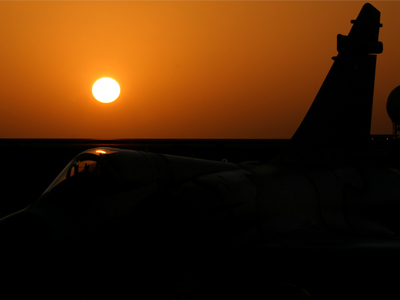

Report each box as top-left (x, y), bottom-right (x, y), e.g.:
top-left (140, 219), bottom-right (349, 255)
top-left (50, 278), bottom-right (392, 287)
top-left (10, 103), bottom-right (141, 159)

top-left (92, 78), bottom-right (120, 103)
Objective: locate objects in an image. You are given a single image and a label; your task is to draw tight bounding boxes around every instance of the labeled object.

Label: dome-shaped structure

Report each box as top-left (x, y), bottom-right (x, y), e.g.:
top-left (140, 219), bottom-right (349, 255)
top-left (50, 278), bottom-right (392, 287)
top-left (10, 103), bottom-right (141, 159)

top-left (387, 86), bottom-right (400, 123)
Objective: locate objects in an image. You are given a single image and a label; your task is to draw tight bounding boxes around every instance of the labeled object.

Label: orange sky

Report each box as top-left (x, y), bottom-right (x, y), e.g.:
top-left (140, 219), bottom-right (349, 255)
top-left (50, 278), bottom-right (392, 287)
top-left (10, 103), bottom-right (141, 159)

top-left (0, 1), bottom-right (399, 139)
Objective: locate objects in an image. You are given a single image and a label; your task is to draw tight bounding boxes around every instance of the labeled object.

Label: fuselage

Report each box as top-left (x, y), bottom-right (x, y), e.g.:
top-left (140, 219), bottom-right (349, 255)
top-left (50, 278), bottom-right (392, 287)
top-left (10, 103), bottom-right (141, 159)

top-left (4, 146), bottom-right (399, 250)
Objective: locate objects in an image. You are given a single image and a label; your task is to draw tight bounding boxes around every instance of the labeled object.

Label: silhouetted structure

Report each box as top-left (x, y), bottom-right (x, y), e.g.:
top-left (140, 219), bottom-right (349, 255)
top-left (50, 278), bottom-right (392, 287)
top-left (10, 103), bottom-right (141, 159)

top-left (291, 3), bottom-right (382, 148)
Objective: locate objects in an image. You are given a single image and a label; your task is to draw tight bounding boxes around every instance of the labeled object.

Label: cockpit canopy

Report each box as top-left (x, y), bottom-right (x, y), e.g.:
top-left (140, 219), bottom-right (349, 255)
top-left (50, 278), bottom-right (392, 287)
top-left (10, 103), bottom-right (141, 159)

top-left (41, 148), bottom-right (154, 198)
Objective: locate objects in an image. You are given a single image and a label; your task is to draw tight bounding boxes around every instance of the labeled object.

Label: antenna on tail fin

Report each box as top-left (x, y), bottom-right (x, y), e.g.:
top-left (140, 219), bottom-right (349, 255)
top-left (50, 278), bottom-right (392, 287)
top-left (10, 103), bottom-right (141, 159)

top-left (291, 3), bottom-right (382, 148)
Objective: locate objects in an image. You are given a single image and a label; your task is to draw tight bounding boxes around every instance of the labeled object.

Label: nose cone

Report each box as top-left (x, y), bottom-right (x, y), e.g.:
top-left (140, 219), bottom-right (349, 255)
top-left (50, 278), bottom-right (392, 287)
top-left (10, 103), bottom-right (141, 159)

top-left (0, 209), bottom-right (55, 245)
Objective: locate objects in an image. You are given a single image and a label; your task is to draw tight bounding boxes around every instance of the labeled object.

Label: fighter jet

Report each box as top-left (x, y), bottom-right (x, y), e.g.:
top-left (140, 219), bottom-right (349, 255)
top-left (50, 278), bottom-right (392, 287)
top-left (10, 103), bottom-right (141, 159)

top-left (1, 3), bottom-right (398, 299)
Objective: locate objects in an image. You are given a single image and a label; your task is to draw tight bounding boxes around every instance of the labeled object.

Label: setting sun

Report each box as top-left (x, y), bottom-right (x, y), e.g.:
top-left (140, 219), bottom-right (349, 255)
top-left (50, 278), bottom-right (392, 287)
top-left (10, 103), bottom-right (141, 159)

top-left (92, 78), bottom-right (120, 103)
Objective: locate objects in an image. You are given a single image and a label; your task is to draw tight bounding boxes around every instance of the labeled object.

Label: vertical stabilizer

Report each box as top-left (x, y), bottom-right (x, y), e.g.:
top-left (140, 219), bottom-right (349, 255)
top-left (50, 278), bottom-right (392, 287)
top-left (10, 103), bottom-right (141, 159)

top-left (291, 3), bottom-right (382, 147)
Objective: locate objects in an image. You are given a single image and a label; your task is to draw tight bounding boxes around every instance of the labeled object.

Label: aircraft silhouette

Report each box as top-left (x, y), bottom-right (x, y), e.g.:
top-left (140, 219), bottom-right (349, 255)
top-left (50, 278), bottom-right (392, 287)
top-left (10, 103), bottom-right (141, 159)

top-left (1, 3), bottom-right (398, 299)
